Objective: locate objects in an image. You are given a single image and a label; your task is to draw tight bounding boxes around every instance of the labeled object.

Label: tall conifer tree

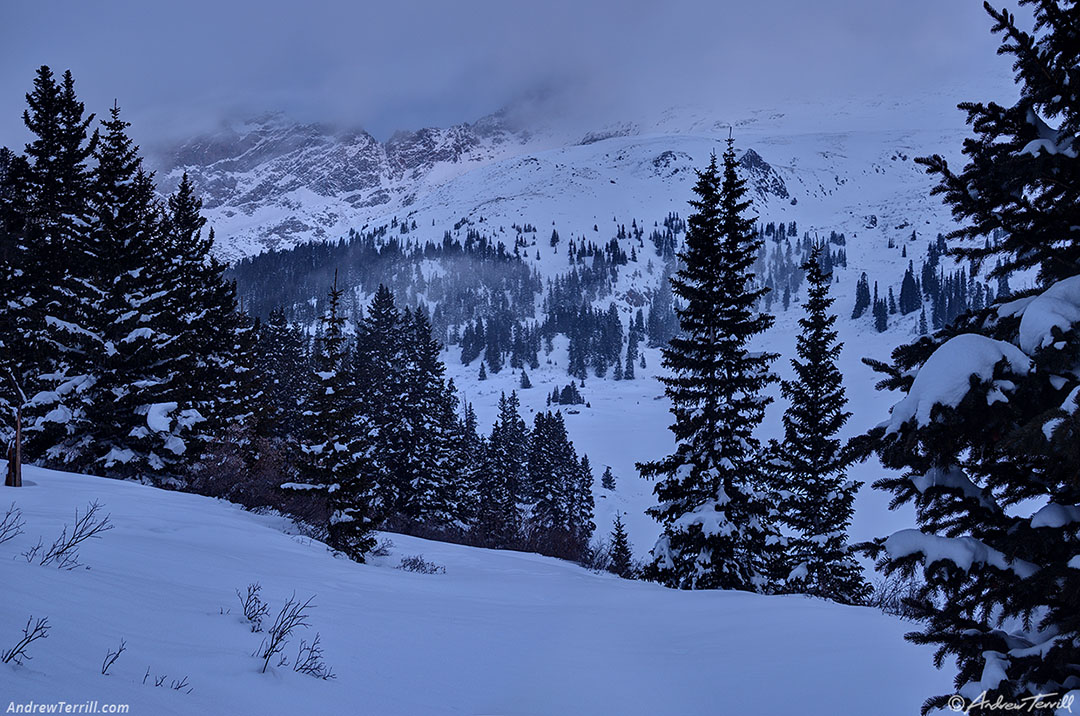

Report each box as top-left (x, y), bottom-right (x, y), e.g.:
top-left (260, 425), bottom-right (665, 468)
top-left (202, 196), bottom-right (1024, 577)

top-left (637, 142), bottom-right (780, 591)
top-left (860, 4), bottom-right (1080, 711)
top-left (285, 273), bottom-right (376, 561)
top-left (771, 245), bottom-right (868, 604)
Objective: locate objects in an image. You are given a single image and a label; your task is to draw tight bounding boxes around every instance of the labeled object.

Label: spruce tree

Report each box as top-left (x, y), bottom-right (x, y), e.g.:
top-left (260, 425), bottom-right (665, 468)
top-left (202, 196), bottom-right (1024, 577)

top-left (608, 512), bottom-right (634, 578)
top-left (860, 4), bottom-right (1080, 712)
top-left (82, 104), bottom-right (188, 480)
top-left (161, 174), bottom-right (245, 451)
top-left (285, 273), bottom-right (376, 561)
top-left (19, 67), bottom-right (99, 465)
top-left (637, 143), bottom-right (780, 591)
top-left (601, 466), bottom-right (616, 490)
top-left (851, 272), bottom-right (870, 319)
top-left (477, 392), bottom-right (528, 547)
top-left (353, 285), bottom-right (408, 521)
top-left (400, 308), bottom-right (457, 529)
top-left (571, 453), bottom-right (596, 558)
top-left (770, 245), bottom-right (869, 604)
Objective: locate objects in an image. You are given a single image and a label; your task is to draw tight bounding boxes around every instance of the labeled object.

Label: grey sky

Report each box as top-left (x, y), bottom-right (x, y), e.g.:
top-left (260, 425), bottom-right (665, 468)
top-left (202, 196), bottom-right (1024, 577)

top-left (0, 0), bottom-right (1013, 149)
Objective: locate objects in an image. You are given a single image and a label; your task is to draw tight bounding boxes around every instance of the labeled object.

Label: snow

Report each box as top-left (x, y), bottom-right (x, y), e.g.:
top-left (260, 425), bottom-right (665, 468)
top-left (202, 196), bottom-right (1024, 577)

top-left (671, 500), bottom-right (736, 538)
top-left (1016, 275), bottom-right (1080, 354)
top-left (910, 466), bottom-right (997, 511)
top-left (884, 335), bottom-right (1032, 432)
top-left (145, 403), bottom-right (177, 434)
top-left (1029, 503), bottom-right (1080, 529)
top-left (884, 529), bottom-right (1038, 578)
top-left (0, 466), bottom-right (950, 715)
top-left (121, 327), bottom-right (154, 344)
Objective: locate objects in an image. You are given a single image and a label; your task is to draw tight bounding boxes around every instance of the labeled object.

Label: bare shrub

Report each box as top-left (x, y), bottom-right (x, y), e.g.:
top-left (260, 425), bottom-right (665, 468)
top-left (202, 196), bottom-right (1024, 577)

top-left (254, 594), bottom-right (315, 673)
top-left (190, 427), bottom-right (327, 528)
top-left (0, 503), bottom-right (24, 545)
top-left (397, 555), bottom-right (445, 575)
top-left (38, 501), bottom-right (113, 569)
top-left (2, 616), bottom-right (50, 665)
top-left (369, 537), bottom-right (395, 558)
top-left (293, 632), bottom-right (335, 680)
top-left (237, 582), bottom-right (269, 632)
top-left (868, 570), bottom-right (924, 618)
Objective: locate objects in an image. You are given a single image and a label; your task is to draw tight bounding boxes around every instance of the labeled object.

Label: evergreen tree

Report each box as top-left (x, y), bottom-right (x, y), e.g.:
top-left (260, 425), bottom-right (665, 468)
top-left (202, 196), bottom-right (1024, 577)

top-left (900, 261), bottom-right (921, 315)
top-left (353, 284), bottom-right (408, 521)
top-left (161, 174), bottom-right (246, 450)
top-left (571, 453), bottom-right (596, 557)
top-left (399, 308), bottom-right (457, 529)
top-left (637, 143), bottom-right (781, 591)
top-left (479, 392), bottom-right (528, 545)
top-left (0, 146), bottom-right (30, 442)
top-left (285, 273), bottom-right (376, 561)
top-left (916, 3), bottom-right (1080, 287)
top-left (860, 5), bottom-right (1080, 712)
top-left (81, 104), bottom-right (189, 480)
top-left (608, 512), bottom-right (634, 578)
top-left (770, 245), bottom-right (869, 604)
top-left (851, 272), bottom-right (870, 319)
top-left (646, 272), bottom-right (679, 348)
top-left (520, 368), bottom-right (532, 389)
top-left (19, 67), bottom-right (99, 465)
top-left (873, 295), bottom-right (889, 333)
top-left (601, 466), bottom-right (616, 490)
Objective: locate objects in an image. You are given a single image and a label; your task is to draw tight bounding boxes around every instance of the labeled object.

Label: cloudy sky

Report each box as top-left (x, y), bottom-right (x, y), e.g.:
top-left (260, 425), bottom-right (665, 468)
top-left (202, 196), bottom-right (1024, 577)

top-left (0, 0), bottom-right (1015, 148)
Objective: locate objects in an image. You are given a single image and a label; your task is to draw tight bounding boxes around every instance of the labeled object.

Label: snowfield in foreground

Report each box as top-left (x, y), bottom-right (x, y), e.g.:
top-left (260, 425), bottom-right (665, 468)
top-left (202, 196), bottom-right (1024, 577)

top-left (0, 466), bottom-right (949, 715)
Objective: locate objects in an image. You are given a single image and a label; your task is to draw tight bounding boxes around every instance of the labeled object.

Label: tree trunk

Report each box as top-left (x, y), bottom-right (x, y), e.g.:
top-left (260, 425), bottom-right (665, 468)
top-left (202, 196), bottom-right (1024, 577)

top-left (5, 405), bottom-right (21, 488)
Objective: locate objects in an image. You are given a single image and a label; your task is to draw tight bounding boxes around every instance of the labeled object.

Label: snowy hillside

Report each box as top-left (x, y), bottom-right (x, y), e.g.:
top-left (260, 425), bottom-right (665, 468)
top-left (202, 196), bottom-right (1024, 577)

top-left (0, 466), bottom-right (950, 715)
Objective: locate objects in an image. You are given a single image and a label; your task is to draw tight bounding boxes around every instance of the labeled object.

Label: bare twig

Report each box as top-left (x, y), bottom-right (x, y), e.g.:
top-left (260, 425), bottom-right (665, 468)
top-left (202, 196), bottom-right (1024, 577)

top-left (101, 638), bottom-right (126, 675)
top-left (21, 538), bottom-right (42, 563)
top-left (236, 582), bottom-right (269, 632)
top-left (293, 632), bottom-right (335, 679)
top-left (1, 616), bottom-right (50, 664)
top-left (39, 500), bottom-right (113, 569)
top-left (0, 503), bottom-right (24, 544)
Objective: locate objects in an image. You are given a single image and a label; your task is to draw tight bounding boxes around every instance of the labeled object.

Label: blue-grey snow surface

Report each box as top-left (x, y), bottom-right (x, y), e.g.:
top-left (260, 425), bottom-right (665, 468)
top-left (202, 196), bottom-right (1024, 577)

top-left (0, 466), bottom-right (950, 715)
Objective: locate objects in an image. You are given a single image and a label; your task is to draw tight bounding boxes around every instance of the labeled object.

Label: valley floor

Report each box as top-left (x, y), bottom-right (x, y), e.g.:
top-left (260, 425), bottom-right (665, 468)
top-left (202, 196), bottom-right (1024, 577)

top-left (0, 465), bottom-right (949, 715)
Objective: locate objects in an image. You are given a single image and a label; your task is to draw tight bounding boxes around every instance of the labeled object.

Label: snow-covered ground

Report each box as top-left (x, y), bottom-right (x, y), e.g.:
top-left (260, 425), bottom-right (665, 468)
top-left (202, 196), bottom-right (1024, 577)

top-left (0, 466), bottom-right (950, 715)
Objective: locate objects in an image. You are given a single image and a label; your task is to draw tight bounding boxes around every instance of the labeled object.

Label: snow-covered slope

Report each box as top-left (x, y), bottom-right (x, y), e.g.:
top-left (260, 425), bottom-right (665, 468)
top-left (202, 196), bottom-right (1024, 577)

top-left (155, 93), bottom-right (971, 262)
top-left (1, 466), bottom-right (949, 715)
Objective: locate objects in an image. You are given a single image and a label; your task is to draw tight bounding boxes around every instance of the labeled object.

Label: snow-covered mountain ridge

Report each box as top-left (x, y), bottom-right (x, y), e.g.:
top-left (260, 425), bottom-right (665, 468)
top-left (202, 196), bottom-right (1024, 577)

top-left (153, 93), bottom-right (975, 262)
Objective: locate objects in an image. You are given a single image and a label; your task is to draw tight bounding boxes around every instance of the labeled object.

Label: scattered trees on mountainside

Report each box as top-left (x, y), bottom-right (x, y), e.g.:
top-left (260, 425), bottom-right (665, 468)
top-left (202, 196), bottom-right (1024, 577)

top-left (856, 3), bottom-right (1080, 713)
